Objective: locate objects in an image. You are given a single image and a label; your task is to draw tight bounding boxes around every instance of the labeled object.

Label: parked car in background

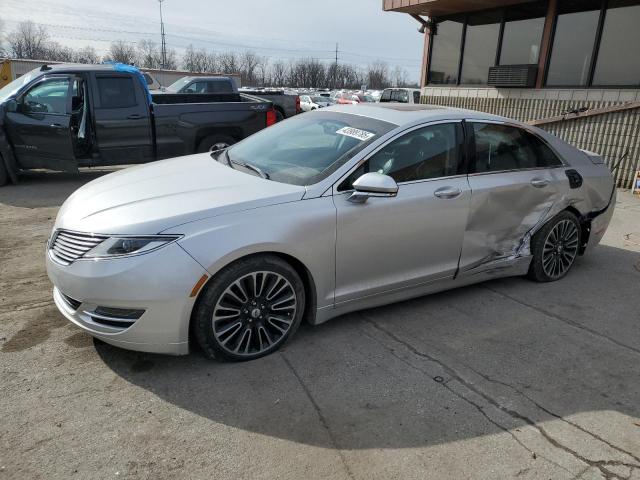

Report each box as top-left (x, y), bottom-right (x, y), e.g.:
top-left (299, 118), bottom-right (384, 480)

top-left (354, 93), bottom-right (377, 103)
top-left (334, 92), bottom-right (359, 105)
top-left (47, 104), bottom-right (615, 361)
top-left (142, 71), bottom-right (162, 91)
top-left (300, 95), bottom-right (333, 111)
top-left (163, 76), bottom-right (237, 94)
top-left (0, 64), bottom-right (276, 185)
top-left (240, 88), bottom-right (301, 121)
top-left (379, 88), bottom-right (422, 104)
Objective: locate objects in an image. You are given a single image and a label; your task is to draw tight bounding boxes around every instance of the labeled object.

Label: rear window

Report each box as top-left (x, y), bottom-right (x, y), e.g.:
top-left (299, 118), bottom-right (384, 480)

top-left (97, 77), bottom-right (137, 108)
top-left (207, 81), bottom-right (234, 93)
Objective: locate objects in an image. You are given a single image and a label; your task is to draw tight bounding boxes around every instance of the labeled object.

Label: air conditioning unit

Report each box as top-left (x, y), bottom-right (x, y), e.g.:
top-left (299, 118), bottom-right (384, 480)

top-left (488, 65), bottom-right (538, 88)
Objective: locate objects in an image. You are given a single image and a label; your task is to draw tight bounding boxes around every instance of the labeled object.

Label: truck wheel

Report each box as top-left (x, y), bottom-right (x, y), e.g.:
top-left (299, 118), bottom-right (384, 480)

top-left (275, 110), bottom-right (284, 122)
top-left (197, 135), bottom-right (236, 153)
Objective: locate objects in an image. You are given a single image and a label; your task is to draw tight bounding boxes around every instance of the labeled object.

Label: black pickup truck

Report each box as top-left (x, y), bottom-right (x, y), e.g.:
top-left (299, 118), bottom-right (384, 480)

top-left (0, 64), bottom-right (276, 185)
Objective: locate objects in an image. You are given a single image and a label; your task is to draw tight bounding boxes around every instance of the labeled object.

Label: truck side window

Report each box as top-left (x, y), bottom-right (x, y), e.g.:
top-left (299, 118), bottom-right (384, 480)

top-left (23, 78), bottom-right (70, 114)
top-left (96, 77), bottom-right (137, 109)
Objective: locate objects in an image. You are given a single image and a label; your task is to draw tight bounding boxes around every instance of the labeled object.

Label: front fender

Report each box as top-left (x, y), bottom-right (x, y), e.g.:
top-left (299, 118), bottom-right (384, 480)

top-left (168, 197), bottom-right (337, 309)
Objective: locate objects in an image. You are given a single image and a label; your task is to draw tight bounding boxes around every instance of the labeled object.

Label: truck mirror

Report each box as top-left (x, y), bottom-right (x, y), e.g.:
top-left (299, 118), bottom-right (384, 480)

top-left (5, 99), bottom-right (18, 113)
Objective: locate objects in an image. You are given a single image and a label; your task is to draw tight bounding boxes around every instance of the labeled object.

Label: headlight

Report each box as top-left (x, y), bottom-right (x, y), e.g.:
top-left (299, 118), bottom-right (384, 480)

top-left (84, 235), bottom-right (181, 259)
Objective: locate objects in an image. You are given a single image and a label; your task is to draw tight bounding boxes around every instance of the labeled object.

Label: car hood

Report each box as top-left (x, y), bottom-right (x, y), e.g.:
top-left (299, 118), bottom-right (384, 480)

top-left (55, 153), bottom-right (306, 235)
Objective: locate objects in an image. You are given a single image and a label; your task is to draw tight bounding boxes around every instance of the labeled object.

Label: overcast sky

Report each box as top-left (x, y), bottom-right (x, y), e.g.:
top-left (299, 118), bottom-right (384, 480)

top-left (2, 0), bottom-right (424, 81)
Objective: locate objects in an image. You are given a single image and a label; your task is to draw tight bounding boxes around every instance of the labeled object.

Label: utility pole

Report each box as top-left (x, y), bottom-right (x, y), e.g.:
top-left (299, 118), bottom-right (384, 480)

top-left (158, 0), bottom-right (167, 70)
top-left (333, 42), bottom-right (339, 89)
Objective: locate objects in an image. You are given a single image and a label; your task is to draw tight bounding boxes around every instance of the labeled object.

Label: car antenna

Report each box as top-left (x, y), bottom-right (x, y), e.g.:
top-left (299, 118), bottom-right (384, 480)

top-left (40, 64), bottom-right (52, 71)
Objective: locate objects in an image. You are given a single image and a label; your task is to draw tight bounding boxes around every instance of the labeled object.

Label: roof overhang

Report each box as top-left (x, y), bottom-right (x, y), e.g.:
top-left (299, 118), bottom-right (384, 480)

top-left (383, 0), bottom-right (536, 17)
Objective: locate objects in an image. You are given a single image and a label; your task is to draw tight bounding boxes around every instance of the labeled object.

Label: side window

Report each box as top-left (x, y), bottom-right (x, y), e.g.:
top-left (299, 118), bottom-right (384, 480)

top-left (339, 123), bottom-right (463, 190)
top-left (413, 91), bottom-right (421, 103)
top-left (472, 123), bottom-right (539, 173)
top-left (23, 78), bottom-right (70, 114)
top-left (207, 81), bottom-right (233, 94)
top-left (524, 131), bottom-right (564, 168)
top-left (96, 77), bottom-right (137, 109)
top-left (184, 82), bottom-right (207, 94)
top-left (380, 90), bottom-right (391, 102)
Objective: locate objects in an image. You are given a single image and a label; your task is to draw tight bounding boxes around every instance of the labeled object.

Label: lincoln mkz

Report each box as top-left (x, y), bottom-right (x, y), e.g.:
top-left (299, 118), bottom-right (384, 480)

top-left (46, 104), bottom-right (615, 361)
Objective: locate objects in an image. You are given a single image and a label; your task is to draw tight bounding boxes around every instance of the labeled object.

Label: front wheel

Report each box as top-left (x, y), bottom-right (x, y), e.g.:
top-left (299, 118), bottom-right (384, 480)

top-left (528, 211), bottom-right (581, 282)
top-left (197, 134), bottom-right (236, 153)
top-left (193, 255), bottom-right (305, 361)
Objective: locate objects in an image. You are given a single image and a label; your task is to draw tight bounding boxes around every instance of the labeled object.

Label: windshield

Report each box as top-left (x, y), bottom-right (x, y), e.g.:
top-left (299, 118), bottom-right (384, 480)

top-left (165, 78), bottom-right (191, 93)
top-left (358, 95), bottom-right (376, 103)
top-left (226, 111), bottom-right (395, 186)
top-left (0, 71), bottom-right (37, 103)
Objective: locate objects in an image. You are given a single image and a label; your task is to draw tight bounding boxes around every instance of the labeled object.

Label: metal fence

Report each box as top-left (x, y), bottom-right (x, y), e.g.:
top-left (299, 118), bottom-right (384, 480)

top-left (422, 95), bottom-right (640, 188)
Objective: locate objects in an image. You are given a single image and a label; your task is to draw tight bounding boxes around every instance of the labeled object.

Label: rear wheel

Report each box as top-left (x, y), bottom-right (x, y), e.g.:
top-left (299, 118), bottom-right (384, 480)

top-left (193, 255), bottom-right (305, 361)
top-left (197, 134), bottom-right (236, 153)
top-left (528, 211), bottom-right (581, 282)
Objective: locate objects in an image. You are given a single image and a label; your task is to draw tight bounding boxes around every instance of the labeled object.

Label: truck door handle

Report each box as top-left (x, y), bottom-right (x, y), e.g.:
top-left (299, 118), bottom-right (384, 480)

top-left (434, 186), bottom-right (462, 199)
top-left (531, 178), bottom-right (550, 188)
top-left (50, 123), bottom-right (63, 128)
top-left (127, 114), bottom-right (143, 120)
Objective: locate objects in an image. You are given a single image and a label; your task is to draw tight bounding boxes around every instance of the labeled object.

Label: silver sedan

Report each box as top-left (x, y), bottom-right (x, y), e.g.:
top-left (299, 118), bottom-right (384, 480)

top-left (46, 104), bottom-right (615, 361)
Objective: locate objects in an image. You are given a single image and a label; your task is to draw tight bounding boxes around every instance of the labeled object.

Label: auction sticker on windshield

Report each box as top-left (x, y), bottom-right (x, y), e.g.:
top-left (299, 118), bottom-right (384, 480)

top-left (336, 127), bottom-right (375, 142)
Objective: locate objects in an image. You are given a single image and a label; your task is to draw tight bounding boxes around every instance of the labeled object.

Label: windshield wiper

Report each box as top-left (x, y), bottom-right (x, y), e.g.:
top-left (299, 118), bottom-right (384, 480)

top-left (232, 161), bottom-right (270, 179)
top-left (214, 149), bottom-right (269, 179)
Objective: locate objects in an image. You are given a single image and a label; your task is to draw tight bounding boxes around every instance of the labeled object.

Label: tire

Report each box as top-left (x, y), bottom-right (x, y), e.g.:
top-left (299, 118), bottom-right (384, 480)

top-left (196, 134), bottom-right (236, 153)
top-left (193, 255), bottom-right (306, 362)
top-left (0, 157), bottom-right (7, 187)
top-left (275, 110), bottom-right (285, 122)
top-left (528, 211), bottom-right (581, 282)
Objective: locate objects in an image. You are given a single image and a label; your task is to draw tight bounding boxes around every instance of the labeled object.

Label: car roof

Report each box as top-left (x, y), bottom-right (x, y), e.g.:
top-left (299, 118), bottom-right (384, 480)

top-left (323, 103), bottom-right (511, 127)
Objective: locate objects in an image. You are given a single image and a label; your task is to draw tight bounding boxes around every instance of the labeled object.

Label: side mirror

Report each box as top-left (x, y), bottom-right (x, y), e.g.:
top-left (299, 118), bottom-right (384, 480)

top-left (5, 99), bottom-right (18, 113)
top-left (348, 172), bottom-right (398, 203)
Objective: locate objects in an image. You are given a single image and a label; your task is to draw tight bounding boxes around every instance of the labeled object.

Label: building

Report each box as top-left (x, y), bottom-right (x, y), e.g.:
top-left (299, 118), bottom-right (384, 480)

top-left (384, 0), bottom-right (640, 188)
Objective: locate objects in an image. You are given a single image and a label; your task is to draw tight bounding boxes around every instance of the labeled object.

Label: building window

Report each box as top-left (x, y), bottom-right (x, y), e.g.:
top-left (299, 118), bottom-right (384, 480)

top-left (592, 0), bottom-right (640, 86)
top-left (546, 0), bottom-right (601, 86)
top-left (428, 18), bottom-right (464, 85)
top-left (499, 3), bottom-right (547, 65)
top-left (460, 10), bottom-right (501, 85)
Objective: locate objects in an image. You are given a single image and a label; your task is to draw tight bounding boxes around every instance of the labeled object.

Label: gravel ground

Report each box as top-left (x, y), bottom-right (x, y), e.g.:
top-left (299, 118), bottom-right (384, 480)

top-left (1, 169), bottom-right (639, 480)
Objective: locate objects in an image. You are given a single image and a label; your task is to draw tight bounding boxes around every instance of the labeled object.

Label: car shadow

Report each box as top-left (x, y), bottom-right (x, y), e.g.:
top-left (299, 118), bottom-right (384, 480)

top-left (0, 168), bottom-right (126, 209)
top-left (95, 244), bottom-right (640, 450)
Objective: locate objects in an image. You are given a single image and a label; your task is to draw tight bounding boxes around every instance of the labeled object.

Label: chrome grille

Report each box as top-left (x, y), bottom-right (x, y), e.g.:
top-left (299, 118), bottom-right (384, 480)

top-left (50, 230), bottom-right (108, 264)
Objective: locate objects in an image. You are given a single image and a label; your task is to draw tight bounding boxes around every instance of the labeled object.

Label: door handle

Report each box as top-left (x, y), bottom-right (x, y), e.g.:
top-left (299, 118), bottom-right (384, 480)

top-left (127, 114), bottom-right (143, 120)
top-left (530, 178), bottom-right (550, 188)
top-left (434, 186), bottom-right (462, 199)
top-left (50, 123), bottom-right (63, 128)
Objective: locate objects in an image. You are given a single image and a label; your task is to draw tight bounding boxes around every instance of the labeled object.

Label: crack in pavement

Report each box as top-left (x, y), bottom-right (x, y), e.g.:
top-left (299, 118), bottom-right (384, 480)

top-left (357, 321), bottom-right (576, 478)
top-left (279, 352), bottom-right (356, 480)
top-left (361, 316), bottom-right (640, 480)
top-left (482, 286), bottom-right (640, 356)
top-left (458, 364), bottom-right (640, 466)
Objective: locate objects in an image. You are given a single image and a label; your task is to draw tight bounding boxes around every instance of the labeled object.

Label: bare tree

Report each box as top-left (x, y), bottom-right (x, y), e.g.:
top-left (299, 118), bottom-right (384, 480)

top-left (271, 60), bottom-right (287, 87)
top-left (218, 52), bottom-right (238, 74)
top-left (137, 39), bottom-right (161, 69)
top-left (7, 21), bottom-right (50, 59)
top-left (366, 61), bottom-right (390, 90)
top-left (392, 65), bottom-right (409, 87)
top-left (256, 56), bottom-right (270, 86)
top-left (164, 48), bottom-right (178, 70)
top-left (105, 40), bottom-right (136, 64)
top-left (73, 46), bottom-right (99, 64)
top-left (0, 18), bottom-right (5, 57)
top-left (239, 51), bottom-right (260, 85)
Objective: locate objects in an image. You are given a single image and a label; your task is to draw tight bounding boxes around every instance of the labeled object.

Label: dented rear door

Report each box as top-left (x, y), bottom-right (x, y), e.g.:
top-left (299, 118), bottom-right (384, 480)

top-left (458, 121), bottom-right (565, 276)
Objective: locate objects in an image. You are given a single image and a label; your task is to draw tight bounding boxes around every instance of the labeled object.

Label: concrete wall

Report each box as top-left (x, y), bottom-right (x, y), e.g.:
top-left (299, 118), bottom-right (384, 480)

top-left (422, 87), bottom-right (640, 188)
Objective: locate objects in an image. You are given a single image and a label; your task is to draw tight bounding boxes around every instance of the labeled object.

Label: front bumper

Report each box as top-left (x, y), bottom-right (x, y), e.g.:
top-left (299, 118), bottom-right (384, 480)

top-left (46, 242), bottom-right (208, 355)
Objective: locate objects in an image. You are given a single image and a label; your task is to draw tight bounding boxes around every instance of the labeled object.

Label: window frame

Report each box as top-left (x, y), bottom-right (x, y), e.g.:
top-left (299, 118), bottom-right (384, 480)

top-left (18, 75), bottom-right (73, 116)
top-left (427, 0), bottom-right (640, 89)
top-left (465, 119), bottom-right (567, 176)
top-left (335, 120), bottom-right (468, 192)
